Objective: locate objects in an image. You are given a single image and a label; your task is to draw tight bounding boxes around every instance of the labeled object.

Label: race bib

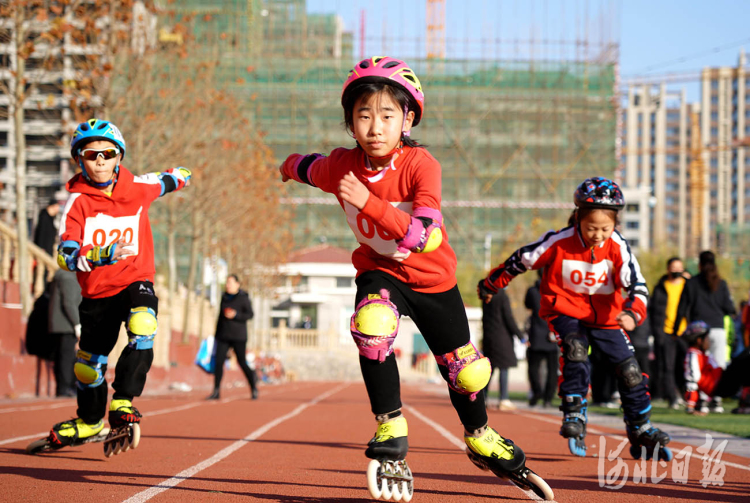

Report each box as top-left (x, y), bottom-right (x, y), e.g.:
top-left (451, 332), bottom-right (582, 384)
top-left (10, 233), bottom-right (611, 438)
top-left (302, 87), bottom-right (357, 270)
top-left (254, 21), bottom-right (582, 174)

top-left (344, 201), bottom-right (411, 262)
top-left (82, 207), bottom-right (142, 256)
top-left (562, 259), bottom-right (614, 295)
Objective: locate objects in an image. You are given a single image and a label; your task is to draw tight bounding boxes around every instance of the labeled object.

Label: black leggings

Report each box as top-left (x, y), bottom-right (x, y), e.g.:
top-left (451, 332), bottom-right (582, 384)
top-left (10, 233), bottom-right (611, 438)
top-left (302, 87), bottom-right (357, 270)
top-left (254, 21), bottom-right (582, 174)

top-left (77, 281), bottom-right (158, 424)
top-left (355, 271), bottom-right (487, 431)
top-left (213, 338), bottom-right (257, 392)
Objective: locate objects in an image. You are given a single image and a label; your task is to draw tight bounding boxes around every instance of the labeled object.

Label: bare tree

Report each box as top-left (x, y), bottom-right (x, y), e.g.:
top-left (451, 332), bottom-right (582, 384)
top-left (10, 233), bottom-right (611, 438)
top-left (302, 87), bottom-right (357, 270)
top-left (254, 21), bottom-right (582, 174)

top-left (0, 0), bottom-right (81, 315)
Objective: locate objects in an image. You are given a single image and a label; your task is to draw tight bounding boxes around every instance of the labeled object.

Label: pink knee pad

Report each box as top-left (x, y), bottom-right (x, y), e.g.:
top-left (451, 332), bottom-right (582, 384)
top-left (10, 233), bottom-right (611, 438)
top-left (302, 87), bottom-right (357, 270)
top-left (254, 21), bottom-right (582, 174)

top-left (435, 342), bottom-right (491, 401)
top-left (350, 289), bottom-right (400, 362)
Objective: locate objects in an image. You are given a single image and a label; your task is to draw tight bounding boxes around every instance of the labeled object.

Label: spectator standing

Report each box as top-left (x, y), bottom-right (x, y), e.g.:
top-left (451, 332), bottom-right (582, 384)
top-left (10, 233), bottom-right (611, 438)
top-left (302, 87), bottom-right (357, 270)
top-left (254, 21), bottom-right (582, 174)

top-left (33, 198), bottom-right (60, 256)
top-left (524, 270), bottom-right (559, 407)
top-left (479, 287), bottom-right (525, 411)
top-left (649, 257), bottom-right (688, 408)
top-left (207, 274), bottom-right (258, 400)
top-left (48, 268), bottom-right (82, 397)
top-left (674, 250), bottom-right (736, 412)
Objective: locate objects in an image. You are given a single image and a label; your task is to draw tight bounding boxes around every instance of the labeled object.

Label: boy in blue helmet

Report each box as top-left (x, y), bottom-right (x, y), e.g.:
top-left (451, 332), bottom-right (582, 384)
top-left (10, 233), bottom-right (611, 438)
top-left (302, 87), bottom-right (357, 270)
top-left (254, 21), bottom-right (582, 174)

top-left (31, 118), bottom-right (191, 455)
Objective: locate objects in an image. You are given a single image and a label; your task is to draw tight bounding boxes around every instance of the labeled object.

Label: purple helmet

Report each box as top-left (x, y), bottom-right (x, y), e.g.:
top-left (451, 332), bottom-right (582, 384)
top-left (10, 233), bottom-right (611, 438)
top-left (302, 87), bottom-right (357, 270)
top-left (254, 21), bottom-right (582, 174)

top-left (341, 56), bottom-right (425, 126)
top-left (682, 321), bottom-right (710, 345)
top-left (574, 177), bottom-right (625, 210)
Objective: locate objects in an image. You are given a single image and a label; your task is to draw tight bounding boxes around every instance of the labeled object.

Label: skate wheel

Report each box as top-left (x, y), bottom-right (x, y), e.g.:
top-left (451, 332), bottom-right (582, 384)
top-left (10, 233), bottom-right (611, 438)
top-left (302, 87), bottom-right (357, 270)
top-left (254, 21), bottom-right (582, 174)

top-left (104, 440), bottom-right (114, 458)
top-left (390, 479), bottom-right (403, 502)
top-left (400, 481), bottom-right (413, 502)
top-left (26, 438), bottom-right (49, 455)
top-left (526, 472), bottom-right (554, 501)
top-left (367, 459), bottom-right (383, 500)
top-left (130, 424), bottom-right (140, 450)
top-left (659, 446), bottom-right (673, 462)
top-left (630, 444), bottom-right (650, 460)
top-left (568, 437), bottom-right (587, 457)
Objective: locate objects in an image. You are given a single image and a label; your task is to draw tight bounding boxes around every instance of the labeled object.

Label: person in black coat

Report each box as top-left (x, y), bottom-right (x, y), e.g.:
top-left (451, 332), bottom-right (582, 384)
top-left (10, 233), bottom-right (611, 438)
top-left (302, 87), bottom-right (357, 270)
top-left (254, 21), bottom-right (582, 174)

top-left (649, 257), bottom-right (688, 407)
top-left (478, 283), bottom-right (524, 410)
top-left (33, 198), bottom-right (60, 256)
top-left (48, 269), bottom-right (82, 397)
top-left (207, 274), bottom-right (258, 400)
top-left (524, 271), bottom-right (559, 407)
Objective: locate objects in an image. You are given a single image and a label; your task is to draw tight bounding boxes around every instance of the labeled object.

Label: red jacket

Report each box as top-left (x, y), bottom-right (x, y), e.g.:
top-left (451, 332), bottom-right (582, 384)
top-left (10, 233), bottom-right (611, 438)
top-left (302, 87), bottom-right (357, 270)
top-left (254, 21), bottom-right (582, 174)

top-left (483, 226), bottom-right (648, 329)
top-left (684, 347), bottom-right (722, 405)
top-left (280, 146), bottom-right (457, 293)
top-left (59, 166), bottom-right (187, 298)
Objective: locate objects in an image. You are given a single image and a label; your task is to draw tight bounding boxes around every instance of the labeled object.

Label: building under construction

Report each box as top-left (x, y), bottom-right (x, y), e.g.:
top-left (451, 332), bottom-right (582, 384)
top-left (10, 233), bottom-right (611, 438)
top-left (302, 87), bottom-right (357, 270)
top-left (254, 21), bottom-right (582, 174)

top-left (158, 0), bottom-right (620, 267)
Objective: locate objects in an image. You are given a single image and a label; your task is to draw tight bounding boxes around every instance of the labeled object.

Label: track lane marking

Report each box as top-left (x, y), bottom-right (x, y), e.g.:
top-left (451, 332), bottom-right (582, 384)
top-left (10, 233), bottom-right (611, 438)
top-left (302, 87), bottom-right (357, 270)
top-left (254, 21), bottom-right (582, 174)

top-left (404, 404), bottom-right (553, 502)
top-left (0, 382), bottom-right (319, 447)
top-left (121, 383), bottom-right (350, 503)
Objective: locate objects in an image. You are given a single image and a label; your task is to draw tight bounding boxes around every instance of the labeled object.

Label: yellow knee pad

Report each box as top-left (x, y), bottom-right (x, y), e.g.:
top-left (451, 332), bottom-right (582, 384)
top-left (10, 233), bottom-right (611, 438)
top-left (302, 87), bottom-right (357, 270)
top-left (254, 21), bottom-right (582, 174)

top-left (74, 350), bottom-right (108, 388)
top-left (456, 356), bottom-right (492, 393)
top-left (127, 307), bottom-right (157, 349)
top-left (354, 300), bottom-right (399, 337)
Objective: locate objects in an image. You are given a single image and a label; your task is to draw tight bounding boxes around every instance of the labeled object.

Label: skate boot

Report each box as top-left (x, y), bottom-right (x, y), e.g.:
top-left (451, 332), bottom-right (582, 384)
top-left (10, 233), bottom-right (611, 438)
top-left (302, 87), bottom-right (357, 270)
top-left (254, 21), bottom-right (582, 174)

top-left (559, 394), bottom-right (587, 457)
top-left (103, 399), bottom-right (142, 457)
top-left (625, 410), bottom-right (672, 461)
top-left (465, 425), bottom-right (554, 500)
top-left (26, 418), bottom-right (109, 454)
top-left (365, 414), bottom-right (413, 502)
top-left (731, 387), bottom-right (750, 414)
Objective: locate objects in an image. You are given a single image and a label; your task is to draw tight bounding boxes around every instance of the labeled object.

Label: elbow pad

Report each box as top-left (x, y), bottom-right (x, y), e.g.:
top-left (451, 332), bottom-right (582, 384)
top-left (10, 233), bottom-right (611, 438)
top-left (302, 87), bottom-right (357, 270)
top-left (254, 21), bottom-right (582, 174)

top-left (396, 207), bottom-right (443, 253)
top-left (57, 240), bottom-right (81, 272)
top-left (157, 167), bottom-right (191, 196)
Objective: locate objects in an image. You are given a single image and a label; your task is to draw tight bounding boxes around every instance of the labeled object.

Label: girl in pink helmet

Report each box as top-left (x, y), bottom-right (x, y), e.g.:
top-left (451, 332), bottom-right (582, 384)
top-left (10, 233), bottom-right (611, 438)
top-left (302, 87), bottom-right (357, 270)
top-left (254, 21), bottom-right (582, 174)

top-left (280, 56), bottom-right (552, 501)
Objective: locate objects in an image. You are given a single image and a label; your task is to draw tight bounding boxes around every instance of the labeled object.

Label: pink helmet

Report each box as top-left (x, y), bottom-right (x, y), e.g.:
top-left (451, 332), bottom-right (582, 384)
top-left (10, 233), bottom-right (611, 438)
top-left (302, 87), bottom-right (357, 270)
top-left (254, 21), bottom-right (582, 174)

top-left (341, 56), bottom-right (425, 126)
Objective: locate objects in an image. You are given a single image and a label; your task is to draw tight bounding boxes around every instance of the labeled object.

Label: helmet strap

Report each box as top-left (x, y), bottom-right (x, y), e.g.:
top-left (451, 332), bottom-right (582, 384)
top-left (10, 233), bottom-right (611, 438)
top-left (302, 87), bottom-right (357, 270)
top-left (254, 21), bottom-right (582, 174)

top-left (79, 157), bottom-right (118, 188)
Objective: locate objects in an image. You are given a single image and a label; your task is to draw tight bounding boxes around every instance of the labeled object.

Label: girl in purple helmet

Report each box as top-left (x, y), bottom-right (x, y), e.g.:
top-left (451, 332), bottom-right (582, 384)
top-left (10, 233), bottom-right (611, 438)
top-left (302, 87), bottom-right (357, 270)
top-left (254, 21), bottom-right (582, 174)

top-left (280, 57), bottom-right (553, 501)
top-left (479, 176), bottom-right (672, 462)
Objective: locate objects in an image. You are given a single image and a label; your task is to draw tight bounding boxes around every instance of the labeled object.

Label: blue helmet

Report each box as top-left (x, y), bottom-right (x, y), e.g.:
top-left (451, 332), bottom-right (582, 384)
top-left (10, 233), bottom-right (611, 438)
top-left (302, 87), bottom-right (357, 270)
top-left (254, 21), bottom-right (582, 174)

top-left (574, 177), bottom-right (625, 210)
top-left (70, 119), bottom-right (126, 188)
top-left (682, 320), bottom-right (710, 345)
top-left (70, 118), bottom-right (126, 160)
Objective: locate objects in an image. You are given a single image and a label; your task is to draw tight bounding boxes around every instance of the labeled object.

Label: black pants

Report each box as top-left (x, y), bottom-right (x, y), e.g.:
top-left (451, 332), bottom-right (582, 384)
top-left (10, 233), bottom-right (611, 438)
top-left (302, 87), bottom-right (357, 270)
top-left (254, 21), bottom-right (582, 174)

top-left (633, 345), bottom-right (650, 380)
top-left (589, 344), bottom-right (616, 403)
top-left (653, 332), bottom-right (678, 403)
top-left (713, 348), bottom-right (750, 398)
top-left (213, 338), bottom-right (257, 392)
top-left (355, 271), bottom-right (487, 431)
top-left (53, 332), bottom-right (77, 396)
top-left (76, 281), bottom-right (157, 424)
top-left (553, 316), bottom-right (651, 419)
top-left (527, 349), bottom-right (559, 403)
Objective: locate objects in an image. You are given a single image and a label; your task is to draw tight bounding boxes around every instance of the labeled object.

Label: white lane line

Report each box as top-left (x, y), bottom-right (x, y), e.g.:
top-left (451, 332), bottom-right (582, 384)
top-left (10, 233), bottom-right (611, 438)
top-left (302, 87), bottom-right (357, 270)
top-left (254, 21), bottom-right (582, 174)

top-left (0, 402), bottom-right (75, 414)
top-left (510, 409), bottom-right (750, 472)
top-left (0, 433), bottom-right (47, 446)
top-left (121, 383), bottom-right (350, 503)
top-left (0, 383), bottom-right (317, 447)
top-left (404, 404), bottom-right (552, 502)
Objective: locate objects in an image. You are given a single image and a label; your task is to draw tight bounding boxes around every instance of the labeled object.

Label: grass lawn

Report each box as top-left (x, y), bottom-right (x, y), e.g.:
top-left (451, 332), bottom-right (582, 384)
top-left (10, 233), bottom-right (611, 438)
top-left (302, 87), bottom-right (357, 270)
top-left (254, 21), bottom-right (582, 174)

top-left (492, 391), bottom-right (750, 438)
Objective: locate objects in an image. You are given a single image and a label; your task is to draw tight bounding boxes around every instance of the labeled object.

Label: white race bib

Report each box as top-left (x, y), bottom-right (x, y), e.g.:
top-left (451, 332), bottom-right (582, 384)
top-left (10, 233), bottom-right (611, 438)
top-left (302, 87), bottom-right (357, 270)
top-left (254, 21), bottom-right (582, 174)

top-left (82, 207), bottom-right (142, 256)
top-left (562, 259), bottom-right (615, 295)
top-left (344, 201), bottom-right (411, 262)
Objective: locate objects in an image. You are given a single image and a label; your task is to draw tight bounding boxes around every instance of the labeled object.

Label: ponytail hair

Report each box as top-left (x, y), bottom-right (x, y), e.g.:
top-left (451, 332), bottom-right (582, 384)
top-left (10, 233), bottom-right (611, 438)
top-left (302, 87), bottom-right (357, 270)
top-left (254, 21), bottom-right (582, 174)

top-left (699, 250), bottom-right (720, 292)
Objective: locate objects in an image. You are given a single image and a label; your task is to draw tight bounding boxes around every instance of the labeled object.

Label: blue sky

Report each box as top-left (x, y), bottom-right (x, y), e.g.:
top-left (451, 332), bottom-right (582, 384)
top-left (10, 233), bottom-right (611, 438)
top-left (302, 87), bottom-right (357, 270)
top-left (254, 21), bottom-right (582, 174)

top-left (306, 0), bottom-right (750, 102)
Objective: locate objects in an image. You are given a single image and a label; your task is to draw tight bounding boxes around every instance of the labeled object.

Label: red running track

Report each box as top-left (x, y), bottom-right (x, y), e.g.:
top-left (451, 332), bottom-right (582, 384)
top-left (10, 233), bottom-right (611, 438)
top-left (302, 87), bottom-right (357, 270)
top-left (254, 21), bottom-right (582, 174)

top-left (0, 381), bottom-right (747, 502)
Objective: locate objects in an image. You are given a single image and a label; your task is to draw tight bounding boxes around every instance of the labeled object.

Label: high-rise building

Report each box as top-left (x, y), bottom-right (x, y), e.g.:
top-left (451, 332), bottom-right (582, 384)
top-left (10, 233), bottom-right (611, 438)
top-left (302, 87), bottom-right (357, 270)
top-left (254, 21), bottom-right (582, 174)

top-left (701, 49), bottom-right (749, 252)
top-left (621, 85), bottom-right (693, 252)
top-left (622, 50), bottom-right (750, 256)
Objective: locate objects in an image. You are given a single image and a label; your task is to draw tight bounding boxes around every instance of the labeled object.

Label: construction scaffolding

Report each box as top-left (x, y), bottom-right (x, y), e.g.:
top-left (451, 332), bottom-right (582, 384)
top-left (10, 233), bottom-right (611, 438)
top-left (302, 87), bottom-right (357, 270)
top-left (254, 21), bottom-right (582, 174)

top-left (158, 0), bottom-right (619, 266)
